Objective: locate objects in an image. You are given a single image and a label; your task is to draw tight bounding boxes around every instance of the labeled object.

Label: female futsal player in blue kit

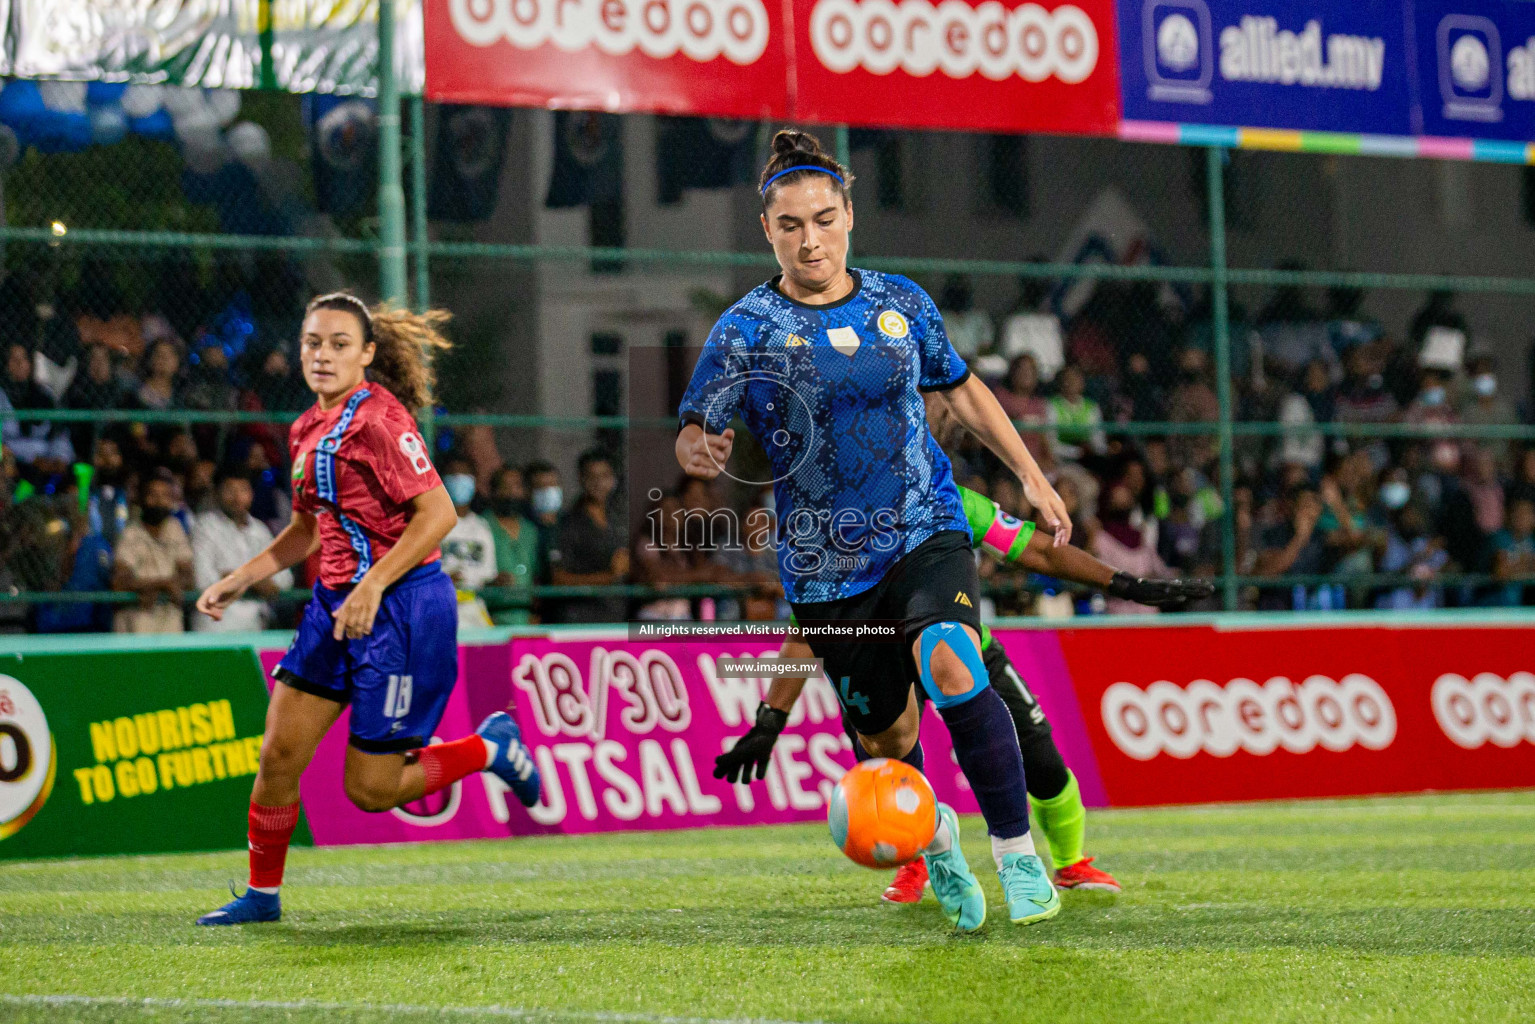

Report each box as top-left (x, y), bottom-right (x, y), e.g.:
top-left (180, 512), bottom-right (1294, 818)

top-left (676, 131), bottom-right (1073, 932)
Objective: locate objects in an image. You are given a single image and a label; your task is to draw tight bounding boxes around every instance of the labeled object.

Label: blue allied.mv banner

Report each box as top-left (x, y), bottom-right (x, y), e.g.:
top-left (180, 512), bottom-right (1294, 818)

top-left (1413, 0), bottom-right (1535, 143)
top-left (1117, 0), bottom-right (1416, 135)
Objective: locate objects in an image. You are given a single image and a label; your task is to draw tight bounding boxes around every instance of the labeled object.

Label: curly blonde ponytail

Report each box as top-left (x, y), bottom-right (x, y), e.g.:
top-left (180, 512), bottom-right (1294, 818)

top-left (305, 294), bottom-right (453, 411)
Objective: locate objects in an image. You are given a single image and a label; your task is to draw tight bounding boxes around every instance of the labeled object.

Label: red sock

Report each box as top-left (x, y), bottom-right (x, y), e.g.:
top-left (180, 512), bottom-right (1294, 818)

top-left (416, 736), bottom-right (490, 795)
top-left (248, 801), bottom-right (300, 890)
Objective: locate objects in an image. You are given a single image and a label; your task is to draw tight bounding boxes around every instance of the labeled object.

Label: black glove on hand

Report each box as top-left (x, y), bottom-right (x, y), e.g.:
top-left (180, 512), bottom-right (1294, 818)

top-left (713, 702), bottom-right (789, 784)
top-left (1107, 571), bottom-right (1215, 608)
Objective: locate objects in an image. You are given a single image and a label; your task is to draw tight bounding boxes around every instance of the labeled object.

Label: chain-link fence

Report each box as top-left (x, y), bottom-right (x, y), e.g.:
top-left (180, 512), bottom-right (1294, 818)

top-left (4, 91), bottom-right (1535, 632)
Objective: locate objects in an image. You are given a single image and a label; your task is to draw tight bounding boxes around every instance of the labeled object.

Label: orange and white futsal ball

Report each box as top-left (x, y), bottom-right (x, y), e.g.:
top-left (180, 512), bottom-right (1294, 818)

top-left (827, 758), bottom-right (938, 868)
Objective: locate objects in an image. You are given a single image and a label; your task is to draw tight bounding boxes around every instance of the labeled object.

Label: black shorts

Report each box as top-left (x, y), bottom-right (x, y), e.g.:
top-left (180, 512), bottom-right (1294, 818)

top-left (790, 530), bottom-right (982, 736)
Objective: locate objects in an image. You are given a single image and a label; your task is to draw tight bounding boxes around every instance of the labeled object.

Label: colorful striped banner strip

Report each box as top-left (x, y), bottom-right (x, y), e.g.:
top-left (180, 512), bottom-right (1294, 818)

top-left (1119, 121), bottom-right (1535, 165)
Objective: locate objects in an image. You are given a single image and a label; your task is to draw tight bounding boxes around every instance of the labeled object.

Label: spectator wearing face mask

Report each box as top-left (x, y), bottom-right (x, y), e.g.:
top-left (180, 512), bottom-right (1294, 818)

top-left (111, 470), bottom-right (194, 633)
top-left (191, 467), bottom-right (292, 632)
top-left (439, 454), bottom-right (497, 629)
top-left (1375, 467), bottom-right (1414, 521)
top-left (1405, 368), bottom-right (1457, 425)
top-left (525, 459), bottom-right (565, 588)
top-left (1459, 355), bottom-right (1516, 470)
top-left (485, 466), bottom-right (539, 625)
top-left (1405, 367), bottom-right (1465, 484)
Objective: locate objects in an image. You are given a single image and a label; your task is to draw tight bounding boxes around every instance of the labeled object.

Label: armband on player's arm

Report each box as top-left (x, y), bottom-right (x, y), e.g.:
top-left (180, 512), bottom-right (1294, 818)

top-left (960, 485), bottom-right (1037, 564)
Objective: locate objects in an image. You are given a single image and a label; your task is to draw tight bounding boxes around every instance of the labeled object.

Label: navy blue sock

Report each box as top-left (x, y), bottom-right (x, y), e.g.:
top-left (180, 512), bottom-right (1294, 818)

top-left (938, 687), bottom-right (1030, 839)
top-left (844, 718), bottom-right (925, 772)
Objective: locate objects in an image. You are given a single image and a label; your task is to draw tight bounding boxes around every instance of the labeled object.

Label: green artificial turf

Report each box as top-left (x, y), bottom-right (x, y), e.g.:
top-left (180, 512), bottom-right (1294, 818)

top-left (2, 792), bottom-right (1533, 1024)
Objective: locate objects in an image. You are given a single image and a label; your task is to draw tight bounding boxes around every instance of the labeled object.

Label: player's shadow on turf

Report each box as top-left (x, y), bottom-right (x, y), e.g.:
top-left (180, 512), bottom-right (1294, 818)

top-left (264, 901), bottom-right (1529, 957)
top-left (273, 905), bottom-right (1008, 947)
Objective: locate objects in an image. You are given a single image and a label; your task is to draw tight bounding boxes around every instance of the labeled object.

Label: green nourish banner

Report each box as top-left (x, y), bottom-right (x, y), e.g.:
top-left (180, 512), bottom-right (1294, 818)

top-left (0, 646), bottom-right (307, 860)
top-left (9, 0), bottom-right (423, 95)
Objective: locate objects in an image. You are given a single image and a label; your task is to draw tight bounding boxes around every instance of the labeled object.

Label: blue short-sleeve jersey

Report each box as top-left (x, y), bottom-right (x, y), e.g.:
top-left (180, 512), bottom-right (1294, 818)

top-left (678, 269), bottom-right (971, 602)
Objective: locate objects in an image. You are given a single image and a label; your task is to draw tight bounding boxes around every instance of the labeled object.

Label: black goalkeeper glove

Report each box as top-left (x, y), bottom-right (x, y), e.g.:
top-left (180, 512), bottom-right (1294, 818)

top-left (713, 702), bottom-right (789, 784)
top-left (1107, 571), bottom-right (1215, 609)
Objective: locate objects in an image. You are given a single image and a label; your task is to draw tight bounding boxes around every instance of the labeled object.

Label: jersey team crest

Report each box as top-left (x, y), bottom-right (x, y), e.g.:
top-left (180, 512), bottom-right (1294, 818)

top-left (398, 432), bottom-right (432, 475)
top-left (877, 310), bottom-right (910, 339)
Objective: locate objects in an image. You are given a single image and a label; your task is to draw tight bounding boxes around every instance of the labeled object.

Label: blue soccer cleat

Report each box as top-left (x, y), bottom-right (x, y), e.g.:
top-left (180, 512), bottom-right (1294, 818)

top-left (998, 851), bottom-right (1061, 925)
top-left (924, 803), bottom-right (986, 933)
top-left (478, 711), bottom-right (542, 808)
top-left (195, 884), bottom-right (280, 926)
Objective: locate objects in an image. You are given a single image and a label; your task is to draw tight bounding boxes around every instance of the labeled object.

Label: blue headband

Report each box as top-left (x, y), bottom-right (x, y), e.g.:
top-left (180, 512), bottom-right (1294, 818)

top-left (761, 164), bottom-right (845, 194)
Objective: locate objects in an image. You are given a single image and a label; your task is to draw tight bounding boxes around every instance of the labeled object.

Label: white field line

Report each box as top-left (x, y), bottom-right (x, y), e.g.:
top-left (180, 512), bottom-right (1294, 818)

top-left (0, 994), bottom-right (833, 1024)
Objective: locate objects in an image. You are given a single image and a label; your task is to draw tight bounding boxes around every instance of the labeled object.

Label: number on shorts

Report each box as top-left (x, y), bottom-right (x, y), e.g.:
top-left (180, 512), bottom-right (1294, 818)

top-left (385, 674), bottom-right (414, 719)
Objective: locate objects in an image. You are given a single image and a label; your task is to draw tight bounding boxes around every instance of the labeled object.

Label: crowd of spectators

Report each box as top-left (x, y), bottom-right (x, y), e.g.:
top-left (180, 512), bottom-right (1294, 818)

top-left (0, 256), bottom-right (315, 634)
top-left (6, 261), bottom-right (1535, 634)
top-left (938, 271), bottom-right (1535, 615)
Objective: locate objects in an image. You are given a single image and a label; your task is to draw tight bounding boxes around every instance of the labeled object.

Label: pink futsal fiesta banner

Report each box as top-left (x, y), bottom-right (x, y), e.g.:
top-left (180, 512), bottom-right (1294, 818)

top-left (257, 631), bottom-right (1107, 847)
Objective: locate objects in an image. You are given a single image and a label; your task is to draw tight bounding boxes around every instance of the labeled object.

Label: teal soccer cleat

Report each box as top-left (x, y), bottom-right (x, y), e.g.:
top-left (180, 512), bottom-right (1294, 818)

top-left (195, 884), bottom-right (280, 926)
top-left (923, 803), bottom-right (986, 933)
top-left (998, 852), bottom-right (1061, 925)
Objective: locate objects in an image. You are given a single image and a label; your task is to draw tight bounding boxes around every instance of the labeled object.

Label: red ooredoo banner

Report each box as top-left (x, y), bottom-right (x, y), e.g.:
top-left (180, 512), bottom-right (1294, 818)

top-left (425, 0), bottom-right (791, 117)
top-left (1060, 624), bottom-right (1535, 807)
top-left (423, 0), bottom-right (1120, 133)
top-left (793, 0), bottom-right (1119, 133)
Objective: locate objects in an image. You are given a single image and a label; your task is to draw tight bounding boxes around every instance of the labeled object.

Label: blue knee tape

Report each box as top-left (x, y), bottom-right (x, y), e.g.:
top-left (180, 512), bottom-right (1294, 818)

top-left (917, 622), bottom-right (989, 709)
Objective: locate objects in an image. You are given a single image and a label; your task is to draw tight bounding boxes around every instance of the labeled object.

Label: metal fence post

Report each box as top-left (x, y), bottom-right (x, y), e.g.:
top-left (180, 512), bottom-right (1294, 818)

top-left (377, 0), bottom-right (408, 306)
top-left (835, 126), bottom-right (851, 260)
top-left (409, 92), bottom-right (436, 448)
top-left (410, 94), bottom-right (430, 311)
top-left (258, 0), bottom-right (276, 90)
top-left (1207, 145), bottom-right (1237, 611)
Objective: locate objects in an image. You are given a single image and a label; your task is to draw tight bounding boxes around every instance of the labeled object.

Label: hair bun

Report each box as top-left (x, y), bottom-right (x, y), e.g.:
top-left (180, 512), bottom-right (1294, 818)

top-left (772, 129), bottom-right (823, 159)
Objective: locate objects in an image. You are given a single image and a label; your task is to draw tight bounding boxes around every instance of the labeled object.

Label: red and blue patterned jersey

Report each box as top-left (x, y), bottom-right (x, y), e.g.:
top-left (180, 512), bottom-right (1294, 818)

top-left (288, 382), bottom-right (443, 588)
top-left (678, 269), bottom-right (970, 603)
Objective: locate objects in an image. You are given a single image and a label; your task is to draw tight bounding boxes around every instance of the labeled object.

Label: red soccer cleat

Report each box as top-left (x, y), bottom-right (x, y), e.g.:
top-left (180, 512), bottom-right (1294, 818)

top-left (1053, 856), bottom-right (1121, 893)
top-left (881, 858), bottom-right (929, 904)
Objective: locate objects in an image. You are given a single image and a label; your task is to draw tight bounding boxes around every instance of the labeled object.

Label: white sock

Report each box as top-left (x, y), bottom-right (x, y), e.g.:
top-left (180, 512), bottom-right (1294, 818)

top-left (249, 885), bottom-right (279, 895)
top-left (480, 738), bottom-right (499, 769)
top-left (991, 832), bottom-right (1037, 870)
top-left (923, 817), bottom-right (953, 857)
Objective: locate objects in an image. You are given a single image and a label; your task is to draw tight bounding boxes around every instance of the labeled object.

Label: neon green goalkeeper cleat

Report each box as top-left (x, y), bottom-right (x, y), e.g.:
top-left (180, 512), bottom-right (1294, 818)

top-left (998, 852), bottom-right (1061, 925)
top-left (923, 803), bottom-right (986, 933)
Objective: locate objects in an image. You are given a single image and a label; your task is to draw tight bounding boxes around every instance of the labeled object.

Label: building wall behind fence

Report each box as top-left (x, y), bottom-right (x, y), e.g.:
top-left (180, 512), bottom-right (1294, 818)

top-left (476, 114), bottom-right (1535, 480)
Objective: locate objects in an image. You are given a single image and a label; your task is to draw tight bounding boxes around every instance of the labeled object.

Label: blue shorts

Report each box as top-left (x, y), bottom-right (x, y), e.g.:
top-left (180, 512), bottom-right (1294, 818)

top-left (274, 563), bottom-right (459, 754)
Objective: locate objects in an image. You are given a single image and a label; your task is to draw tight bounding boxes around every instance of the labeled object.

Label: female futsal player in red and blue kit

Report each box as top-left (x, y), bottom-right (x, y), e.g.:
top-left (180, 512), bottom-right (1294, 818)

top-left (193, 293), bottom-right (541, 925)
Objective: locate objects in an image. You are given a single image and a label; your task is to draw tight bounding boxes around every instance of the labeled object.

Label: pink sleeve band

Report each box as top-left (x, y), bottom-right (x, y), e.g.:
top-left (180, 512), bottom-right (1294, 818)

top-left (981, 515), bottom-right (1024, 558)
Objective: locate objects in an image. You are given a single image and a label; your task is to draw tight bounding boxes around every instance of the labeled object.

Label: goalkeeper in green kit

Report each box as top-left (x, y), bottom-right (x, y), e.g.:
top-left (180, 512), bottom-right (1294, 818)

top-left (715, 484), bottom-right (1212, 900)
